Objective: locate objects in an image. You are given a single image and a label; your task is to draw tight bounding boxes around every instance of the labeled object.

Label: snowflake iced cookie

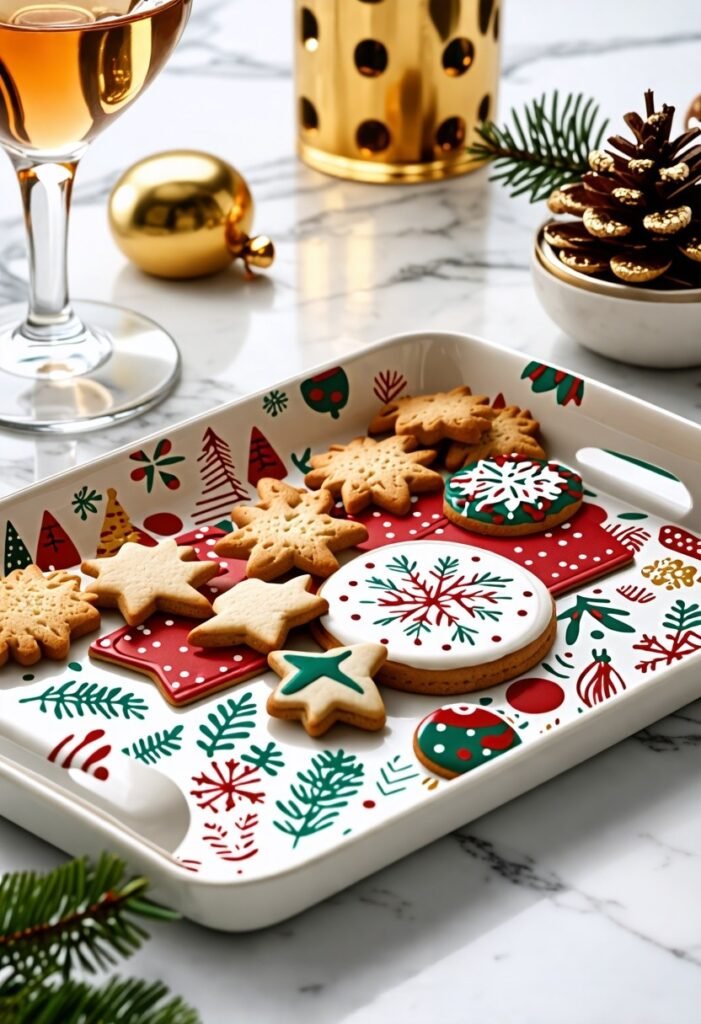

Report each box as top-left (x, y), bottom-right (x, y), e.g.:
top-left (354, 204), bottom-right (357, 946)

top-left (81, 539), bottom-right (219, 626)
top-left (304, 435), bottom-right (443, 515)
top-left (313, 541), bottom-right (556, 695)
top-left (214, 478), bottom-right (368, 581)
top-left (444, 405), bottom-right (546, 471)
top-left (368, 385), bottom-right (494, 446)
top-left (188, 575), bottom-right (328, 654)
top-left (267, 644), bottom-right (387, 737)
top-left (444, 455), bottom-right (583, 536)
top-left (0, 565), bottom-right (100, 667)
top-left (414, 703), bottom-right (522, 779)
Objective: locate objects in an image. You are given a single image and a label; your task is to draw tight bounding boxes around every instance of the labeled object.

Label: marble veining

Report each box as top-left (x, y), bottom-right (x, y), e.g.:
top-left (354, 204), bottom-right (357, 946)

top-left (1, 0), bottom-right (701, 1020)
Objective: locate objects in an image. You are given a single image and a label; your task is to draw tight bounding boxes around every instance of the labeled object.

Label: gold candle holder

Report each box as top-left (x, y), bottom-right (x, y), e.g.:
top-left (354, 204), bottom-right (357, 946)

top-left (295, 0), bottom-right (501, 184)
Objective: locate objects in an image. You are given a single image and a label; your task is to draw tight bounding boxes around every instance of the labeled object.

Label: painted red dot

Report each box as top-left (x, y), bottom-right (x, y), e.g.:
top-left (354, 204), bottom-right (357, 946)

top-left (506, 677), bottom-right (565, 714)
top-left (166, 478), bottom-right (181, 491)
top-left (365, 562), bottom-right (375, 569)
top-left (471, 555), bottom-right (481, 562)
top-left (330, 390), bottom-right (343, 403)
top-left (363, 799), bottom-right (376, 809)
top-left (491, 635), bottom-right (502, 643)
top-left (414, 638), bottom-right (422, 646)
top-left (442, 643), bottom-right (452, 651)
top-left (380, 638), bottom-right (388, 645)
top-left (564, 652), bottom-right (573, 658)
top-left (93, 766), bottom-right (109, 781)
top-left (143, 512), bottom-right (183, 535)
top-left (517, 609), bottom-right (528, 617)
top-left (351, 613), bottom-right (361, 621)
top-left (308, 387), bottom-right (324, 401)
top-left (593, 588), bottom-right (602, 594)
top-left (349, 580), bottom-right (358, 587)
top-left (340, 595), bottom-right (349, 602)
top-left (456, 748), bottom-right (472, 761)
top-left (523, 590), bottom-right (533, 597)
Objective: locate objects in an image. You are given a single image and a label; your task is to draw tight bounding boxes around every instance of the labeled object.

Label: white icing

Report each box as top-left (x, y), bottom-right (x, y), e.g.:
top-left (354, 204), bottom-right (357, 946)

top-left (319, 541), bottom-right (553, 671)
top-left (450, 459), bottom-right (568, 513)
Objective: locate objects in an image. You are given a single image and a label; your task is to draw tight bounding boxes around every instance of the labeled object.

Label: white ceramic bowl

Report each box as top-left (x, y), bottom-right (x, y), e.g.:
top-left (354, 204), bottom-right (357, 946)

top-left (532, 225), bottom-right (701, 368)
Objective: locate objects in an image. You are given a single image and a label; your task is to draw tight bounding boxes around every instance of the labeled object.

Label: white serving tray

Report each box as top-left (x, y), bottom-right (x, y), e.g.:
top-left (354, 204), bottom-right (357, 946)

top-left (1, 331), bottom-right (700, 932)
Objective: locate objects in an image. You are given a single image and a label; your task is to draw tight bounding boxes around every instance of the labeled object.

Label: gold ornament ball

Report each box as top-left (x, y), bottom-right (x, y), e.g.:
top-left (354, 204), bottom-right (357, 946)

top-left (108, 150), bottom-right (275, 279)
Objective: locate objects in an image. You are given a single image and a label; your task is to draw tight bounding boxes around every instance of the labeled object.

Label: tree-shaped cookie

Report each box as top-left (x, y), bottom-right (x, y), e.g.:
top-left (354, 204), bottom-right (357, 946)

top-left (188, 575), bottom-right (328, 653)
top-left (368, 385), bottom-right (494, 445)
top-left (214, 479), bottom-right (368, 581)
top-left (0, 565), bottom-right (100, 667)
top-left (444, 405), bottom-right (546, 471)
top-left (82, 539), bottom-right (219, 625)
top-left (305, 435), bottom-right (443, 515)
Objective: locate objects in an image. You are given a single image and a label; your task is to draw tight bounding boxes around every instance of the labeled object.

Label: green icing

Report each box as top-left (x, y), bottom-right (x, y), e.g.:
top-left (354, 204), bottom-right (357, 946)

top-left (417, 717), bottom-right (520, 776)
top-left (445, 456), bottom-right (582, 527)
top-left (280, 650), bottom-right (364, 695)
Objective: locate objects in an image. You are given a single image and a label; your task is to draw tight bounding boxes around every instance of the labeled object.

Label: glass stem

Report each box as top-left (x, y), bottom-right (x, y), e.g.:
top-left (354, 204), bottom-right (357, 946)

top-left (13, 157), bottom-right (84, 340)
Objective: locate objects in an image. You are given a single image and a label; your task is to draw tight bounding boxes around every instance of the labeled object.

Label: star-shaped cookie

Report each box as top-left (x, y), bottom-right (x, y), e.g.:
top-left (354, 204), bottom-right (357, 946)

top-left (188, 575), bottom-right (327, 653)
top-left (0, 565), bottom-right (100, 667)
top-left (305, 435), bottom-right (443, 515)
top-left (444, 405), bottom-right (546, 471)
top-left (81, 539), bottom-right (218, 626)
top-left (214, 479), bottom-right (368, 581)
top-left (267, 643), bottom-right (387, 736)
top-left (368, 386), bottom-right (494, 445)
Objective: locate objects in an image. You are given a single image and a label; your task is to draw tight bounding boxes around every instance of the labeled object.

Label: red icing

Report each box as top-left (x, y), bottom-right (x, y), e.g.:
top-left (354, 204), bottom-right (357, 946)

top-left (143, 512), bottom-right (184, 535)
top-left (456, 748), bottom-right (472, 760)
top-left (480, 728), bottom-right (516, 751)
top-left (432, 706), bottom-right (503, 729)
top-left (506, 677), bottom-right (565, 714)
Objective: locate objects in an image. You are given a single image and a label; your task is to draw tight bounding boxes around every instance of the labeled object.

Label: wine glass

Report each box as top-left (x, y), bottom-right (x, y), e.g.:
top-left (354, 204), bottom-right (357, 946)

top-left (0, 0), bottom-right (191, 433)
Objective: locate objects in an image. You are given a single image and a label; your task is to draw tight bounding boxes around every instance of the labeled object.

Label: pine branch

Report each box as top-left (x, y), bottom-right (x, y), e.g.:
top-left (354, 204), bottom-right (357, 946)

top-left (468, 91), bottom-right (609, 202)
top-left (0, 975), bottom-right (199, 1024)
top-left (0, 854), bottom-right (177, 985)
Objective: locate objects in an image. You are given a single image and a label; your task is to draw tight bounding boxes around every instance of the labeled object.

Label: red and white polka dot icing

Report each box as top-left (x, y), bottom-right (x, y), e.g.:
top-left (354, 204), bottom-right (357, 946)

top-left (319, 540), bottom-right (552, 670)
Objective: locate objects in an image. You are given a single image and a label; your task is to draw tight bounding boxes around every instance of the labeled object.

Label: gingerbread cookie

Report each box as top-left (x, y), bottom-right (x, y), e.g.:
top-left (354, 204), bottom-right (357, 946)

top-left (0, 565), bottom-right (100, 667)
top-left (267, 643), bottom-right (387, 737)
top-left (81, 539), bottom-right (218, 626)
top-left (444, 405), bottom-right (546, 471)
top-left (368, 385), bottom-right (494, 445)
top-left (305, 435), bottom-right (443, 515)
top-left (313, 540), bottom-right (556, 694)
top-left (188, 575), bottom-right (327, 654)
top-left (414, 703), bottom-right (522, 779)
top-left (214, 479), bottom-right (368, 581)
top-left (444, 455), bottom-right (583, 536)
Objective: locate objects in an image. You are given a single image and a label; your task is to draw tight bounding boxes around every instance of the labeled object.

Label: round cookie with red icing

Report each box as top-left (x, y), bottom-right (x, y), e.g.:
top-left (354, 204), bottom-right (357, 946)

top-left (313, 540), bottom-right (556, 695)
top-left (413, 703), bottom-right (522, 779)
top-left (444, 454), bottom-right (583, 536)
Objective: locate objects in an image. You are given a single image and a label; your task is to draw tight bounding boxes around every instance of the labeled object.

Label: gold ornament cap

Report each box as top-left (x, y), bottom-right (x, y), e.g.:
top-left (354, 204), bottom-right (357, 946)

top-left (108, 150), bottom-right (275, 280)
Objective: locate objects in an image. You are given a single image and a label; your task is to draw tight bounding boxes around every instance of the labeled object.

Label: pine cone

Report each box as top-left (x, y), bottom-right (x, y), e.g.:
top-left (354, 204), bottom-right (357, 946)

top-left (544, 90), bottom-right (701, 287)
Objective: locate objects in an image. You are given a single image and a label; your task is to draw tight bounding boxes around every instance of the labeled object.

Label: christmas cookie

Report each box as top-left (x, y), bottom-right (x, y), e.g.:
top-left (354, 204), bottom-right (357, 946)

top-left (81, 539), bottom-right (218, 626)
top-left (188, 575), bottom-right (327, 654)
top-left (214, 478), bottom-right (368, 581)
top-left (0, 566), bottom-right (100, 667)
top-left (444, 454), bottom-right (583, 536)
top-left (313, 540), bottom-right (556, 694)
top-left (413, 703), bottom-right (522, 779)
top-left (267, 644), bottom-right (387, 737)
top-left (305, 435), bottom-right (443, 515)
top-left (368, 385), bottom-right (494, 446)
top-left (444, 405), bottom-right (546, 471)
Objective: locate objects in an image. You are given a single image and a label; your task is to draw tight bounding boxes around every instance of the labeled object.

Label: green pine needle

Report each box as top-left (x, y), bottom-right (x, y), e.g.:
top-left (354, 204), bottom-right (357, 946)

top-left (468, 91), bottom-right (609, 202)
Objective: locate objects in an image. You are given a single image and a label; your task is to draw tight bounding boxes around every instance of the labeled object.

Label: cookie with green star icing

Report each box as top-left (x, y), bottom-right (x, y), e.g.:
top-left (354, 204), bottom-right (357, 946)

top-left (267, 643), bottom-right (387, 737)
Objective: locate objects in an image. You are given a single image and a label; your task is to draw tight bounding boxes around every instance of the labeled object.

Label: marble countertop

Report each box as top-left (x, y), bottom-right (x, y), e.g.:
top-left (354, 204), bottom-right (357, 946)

top-left (1, 0), bottom-right (701, 1020)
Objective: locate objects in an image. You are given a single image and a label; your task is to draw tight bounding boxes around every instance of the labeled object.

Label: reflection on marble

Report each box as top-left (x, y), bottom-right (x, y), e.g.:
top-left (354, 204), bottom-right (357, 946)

top-left (1, 0), bottom-right (701, 1020)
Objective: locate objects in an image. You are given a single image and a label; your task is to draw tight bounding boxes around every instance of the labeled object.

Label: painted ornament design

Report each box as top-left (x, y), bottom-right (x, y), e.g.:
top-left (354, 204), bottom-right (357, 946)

top-left (414, 703), bottom-right (522, 779)
top-left (445, 455), bottom-right (583, 529)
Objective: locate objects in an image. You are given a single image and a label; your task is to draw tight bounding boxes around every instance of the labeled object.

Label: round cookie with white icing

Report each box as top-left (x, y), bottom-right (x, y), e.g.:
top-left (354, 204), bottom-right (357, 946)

top-left (444, 454), bottom-right (583, 536)
top-left (313, 540), bottom-right (556, 694)
top-left (414, 703), bottom-right (522, 778)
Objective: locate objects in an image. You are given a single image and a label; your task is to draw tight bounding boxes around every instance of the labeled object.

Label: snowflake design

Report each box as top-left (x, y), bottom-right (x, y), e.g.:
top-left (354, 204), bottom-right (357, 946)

top-left (190, 759), bottom-right (265, 813)
top-left (262, 389), bottom-right (289, 417)
top-left (71, 486), bottom-right (102, 521)
top-left (642, 557), bottom-right (697, 591)
top-left (364, 554), bottom-right (512, 644)
top-left (451, 458), bottom-right (566, 515)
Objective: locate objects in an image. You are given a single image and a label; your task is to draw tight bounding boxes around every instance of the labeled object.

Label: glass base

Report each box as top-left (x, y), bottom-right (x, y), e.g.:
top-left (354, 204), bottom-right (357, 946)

top-left (0, 300), bottom-right (180, 434)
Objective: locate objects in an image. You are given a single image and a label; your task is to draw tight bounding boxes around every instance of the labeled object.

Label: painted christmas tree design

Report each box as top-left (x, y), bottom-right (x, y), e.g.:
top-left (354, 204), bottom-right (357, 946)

top-left (364, 554), bottom-right (511, 644)
top-left (35, 511), bottom-right (81, 570)
top-left (96, 488), bottom-right (151, 557)
top-left (192, 427), bottom-right (249, 526)
top-left (4, 520), bottom-right (32, 574)
top-left (633, 600), bottom-right (701, 674)
top-left (247, 427), bottom-right (286, 486)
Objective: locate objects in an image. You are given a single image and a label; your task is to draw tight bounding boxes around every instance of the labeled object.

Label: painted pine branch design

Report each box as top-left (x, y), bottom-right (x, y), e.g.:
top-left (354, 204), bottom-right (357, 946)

top-left (633, 600), bottom-right (701, 674)
top-left (19, 681), bottom-right (148, 721)
top-left (122, 724), bottom-right (184, 765)
top-left (275, 749), bottom-right (364, 848)
top-left (203, 814), bottom-right (259, 862)
top-left (192, 427), bottom-right (249, 525)
top-left (375, 755), bottom-right (420, 797)
top-left (196, 692), bottom-right (256, 757)
top-left (241, 740), bottom-right (285, 777)
top-left (373, 369), bottom-right (407, 405)
top-left (603, 521), bottom-right (652, 553)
